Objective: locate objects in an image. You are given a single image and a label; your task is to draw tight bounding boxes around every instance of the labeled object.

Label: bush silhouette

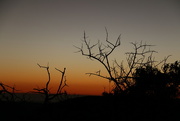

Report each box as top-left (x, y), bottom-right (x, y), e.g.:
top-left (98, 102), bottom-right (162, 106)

top-left (162, 61), bottom-right (180, 98)
top-left (133, 65), bottom-right (164, 97)
top-left (132, 61), bottom-right (180, 98)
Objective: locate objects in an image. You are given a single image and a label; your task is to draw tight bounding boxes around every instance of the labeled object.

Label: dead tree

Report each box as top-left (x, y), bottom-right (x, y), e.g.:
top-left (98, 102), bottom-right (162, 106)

top-left (33, 63), bottom-right (67, 104)
top-left (75, 28), bottom-right (123, 92)
top-left (75, 29), bottom-right (167, 95)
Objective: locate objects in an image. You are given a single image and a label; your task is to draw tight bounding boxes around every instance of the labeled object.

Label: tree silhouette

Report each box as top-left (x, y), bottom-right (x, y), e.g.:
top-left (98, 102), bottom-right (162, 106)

top-left (33, 63), bottom-right (67, 104)
top-left (75, 29), bottom-right (160, 95)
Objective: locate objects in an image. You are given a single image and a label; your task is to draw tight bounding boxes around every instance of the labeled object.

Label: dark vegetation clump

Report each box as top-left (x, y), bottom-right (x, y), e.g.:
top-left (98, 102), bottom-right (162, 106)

top-left (131, 61), bottom-right (180, 99)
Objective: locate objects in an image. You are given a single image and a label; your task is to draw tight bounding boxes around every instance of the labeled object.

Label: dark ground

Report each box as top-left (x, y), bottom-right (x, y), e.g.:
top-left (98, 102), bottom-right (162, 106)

top-left (1, 96), bottom-right (179, 121)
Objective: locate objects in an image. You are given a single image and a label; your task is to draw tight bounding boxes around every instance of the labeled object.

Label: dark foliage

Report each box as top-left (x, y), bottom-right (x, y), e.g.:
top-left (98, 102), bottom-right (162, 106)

top-left (162, 61), bottom-right (180, 97)
top-left (132, 61), bottom-right (180, 98)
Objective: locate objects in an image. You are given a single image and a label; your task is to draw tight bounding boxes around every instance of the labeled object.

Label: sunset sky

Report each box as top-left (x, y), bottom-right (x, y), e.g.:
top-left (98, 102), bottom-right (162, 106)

top-left (0, 0), bottom-right (180, 95)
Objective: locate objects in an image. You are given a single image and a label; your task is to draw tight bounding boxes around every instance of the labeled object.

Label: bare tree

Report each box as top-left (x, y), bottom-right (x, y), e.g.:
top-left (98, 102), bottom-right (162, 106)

top-left (75, 28), bottom-right (123, 92)
top-left (75, 29), bottom-right (168, 95)
top-left (33, 63), bottom-right (67, 104)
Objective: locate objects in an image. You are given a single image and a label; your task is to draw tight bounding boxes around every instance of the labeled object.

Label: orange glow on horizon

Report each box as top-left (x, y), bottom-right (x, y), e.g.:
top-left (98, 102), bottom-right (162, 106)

top-left (8, 81), bottom-right (110, 96)
top-left (1, 57), bottom-right (179, 96)
top-left (1, 71), bottom-right (111, 96)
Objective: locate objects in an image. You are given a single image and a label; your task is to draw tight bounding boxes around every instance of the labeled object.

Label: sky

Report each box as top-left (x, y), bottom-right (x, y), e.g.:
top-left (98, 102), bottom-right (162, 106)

top-left (0, 0), bottom-right (180, 95)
